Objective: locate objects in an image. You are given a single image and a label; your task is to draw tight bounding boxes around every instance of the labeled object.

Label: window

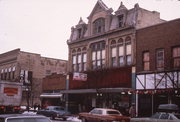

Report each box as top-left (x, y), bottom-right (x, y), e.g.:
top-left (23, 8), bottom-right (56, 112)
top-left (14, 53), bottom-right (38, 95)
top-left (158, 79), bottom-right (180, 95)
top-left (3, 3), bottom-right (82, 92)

top-left (77, 54), bottom-right (82, 72)
top-left (1, 69), bottom-right (4, 80)
top-left (4, 69), bottom-right (7, 80)
top-left (143, 52), bottom-right (150, 71)
top-left (93, 18), bottom-right (105, 34)
top-left (91, 41), bottom-right (106, 69)
top-left (111, 47), bottom-right (117, 67)
top-left (72, 55), bottom-right (77, 72)
top-left (118, 45), bottom-right (124, 66)
top-left (126, 44), bottom-right (132, 65)
top-left (71, 48), bottom-right (87, 72)
top-left (118, 15), bottom-right (124, 27)
top-left (110, 37), bottom-right (132, 67)
top-left (156, 49), bottom-right (164, 69)
top-left (78, 28), bottom-right (82, 39)
top-left (8, 67), bottom-right (11, 80)
top-left (12, 67), bottom-right (15, 79)
top-left (173, 47), bottom-right (180, 68)
top-left (82, 53), bottom-right (87, 71)
top-left (125, 37), bottom-right (132, 65)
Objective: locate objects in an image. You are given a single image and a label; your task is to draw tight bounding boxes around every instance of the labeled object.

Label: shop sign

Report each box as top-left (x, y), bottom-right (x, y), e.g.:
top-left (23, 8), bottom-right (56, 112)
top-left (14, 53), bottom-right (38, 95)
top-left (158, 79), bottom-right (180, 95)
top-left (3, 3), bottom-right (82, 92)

top-left (4, 87), bottom-right (18, 96)
top-left (73, 72), bottom-right (87, 81)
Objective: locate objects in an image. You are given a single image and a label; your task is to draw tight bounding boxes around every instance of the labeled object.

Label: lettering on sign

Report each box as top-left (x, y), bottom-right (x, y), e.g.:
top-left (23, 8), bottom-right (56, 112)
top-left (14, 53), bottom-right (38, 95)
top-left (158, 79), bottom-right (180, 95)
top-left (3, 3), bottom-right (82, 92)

top-left (4, 87), bottom-right (18, 96)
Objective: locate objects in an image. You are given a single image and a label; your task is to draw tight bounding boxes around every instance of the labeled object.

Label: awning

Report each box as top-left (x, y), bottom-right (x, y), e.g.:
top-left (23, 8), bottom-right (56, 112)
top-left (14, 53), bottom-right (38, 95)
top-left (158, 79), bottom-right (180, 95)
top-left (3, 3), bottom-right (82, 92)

top-left (98, 88), bottom-right (132, 93)
top-left (40, 93), bottom-right (63, 98)
top-left (60, 88), bottom-right (132, 94)
top-left (60, 89), bottom-right (97, 94)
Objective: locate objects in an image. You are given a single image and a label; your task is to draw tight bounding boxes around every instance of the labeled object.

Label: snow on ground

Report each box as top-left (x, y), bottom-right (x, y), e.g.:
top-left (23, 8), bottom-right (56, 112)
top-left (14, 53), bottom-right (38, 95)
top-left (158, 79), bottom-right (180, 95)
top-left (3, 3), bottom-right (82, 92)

top-left (67, 116), bottom-right (82, 122)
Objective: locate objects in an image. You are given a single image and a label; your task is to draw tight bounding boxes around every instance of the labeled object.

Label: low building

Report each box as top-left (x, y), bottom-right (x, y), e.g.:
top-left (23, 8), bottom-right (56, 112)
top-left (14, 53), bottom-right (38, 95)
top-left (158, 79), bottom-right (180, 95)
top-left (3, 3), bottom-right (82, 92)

top-left (0, 48), bottom-right (67, 107)
top-left (41, 73), bottom-right (66, 108)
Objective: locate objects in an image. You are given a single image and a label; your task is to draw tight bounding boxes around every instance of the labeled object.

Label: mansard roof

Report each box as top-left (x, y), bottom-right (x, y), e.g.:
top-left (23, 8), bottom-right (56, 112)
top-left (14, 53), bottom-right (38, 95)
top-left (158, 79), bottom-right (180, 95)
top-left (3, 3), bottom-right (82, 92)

top-left (88, 0), bottom-right (113, 19)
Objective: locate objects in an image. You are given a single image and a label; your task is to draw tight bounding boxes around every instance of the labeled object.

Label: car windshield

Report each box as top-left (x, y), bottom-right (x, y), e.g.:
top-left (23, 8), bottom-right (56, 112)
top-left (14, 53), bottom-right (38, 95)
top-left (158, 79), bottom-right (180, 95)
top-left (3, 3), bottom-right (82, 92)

top-left (7, 118), bottom-right (51, 122)
top-left (107, 111), bottom-right (120, 115)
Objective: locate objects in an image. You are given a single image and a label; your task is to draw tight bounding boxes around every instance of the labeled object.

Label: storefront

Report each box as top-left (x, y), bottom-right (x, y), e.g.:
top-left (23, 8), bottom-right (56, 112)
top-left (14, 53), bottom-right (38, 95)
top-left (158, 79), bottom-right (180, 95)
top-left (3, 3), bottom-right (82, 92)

top-left (136, 71), bottom-right (180, 117)
top-left (40, 93), bottom-right (64, 108)
top-left (66, 67), bottom-right (132, 113)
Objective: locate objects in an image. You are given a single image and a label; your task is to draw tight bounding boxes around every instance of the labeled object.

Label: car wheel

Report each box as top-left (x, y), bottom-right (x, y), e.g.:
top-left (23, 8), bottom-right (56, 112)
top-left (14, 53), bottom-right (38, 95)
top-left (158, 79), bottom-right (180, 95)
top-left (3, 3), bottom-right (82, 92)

top-left (81, 118), bottom-right (87, 122)
top-left (62, 117), bottom-right (66, 121)
top-left (50, 115), bottom-right (55, 120)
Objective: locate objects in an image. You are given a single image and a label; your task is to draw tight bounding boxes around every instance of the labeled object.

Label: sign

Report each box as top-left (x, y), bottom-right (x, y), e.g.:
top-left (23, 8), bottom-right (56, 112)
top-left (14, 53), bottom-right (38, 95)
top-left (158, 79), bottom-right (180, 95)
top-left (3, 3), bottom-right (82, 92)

top-left (73, 72), bottom-right (87, 81)
top-left (4, 87), bottom-right (18, 96)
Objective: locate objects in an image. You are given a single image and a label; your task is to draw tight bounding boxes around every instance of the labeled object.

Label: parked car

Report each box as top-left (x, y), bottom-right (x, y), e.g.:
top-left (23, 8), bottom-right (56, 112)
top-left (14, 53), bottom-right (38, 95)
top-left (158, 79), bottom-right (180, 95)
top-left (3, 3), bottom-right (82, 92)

top-left (0, 114), bottom-right (51, 122)
top-left (36, 106), bottom-right (71, 120)
top-left (79, 108), bottom-right (130, 122)
top-left (131, 112), bottom-right (180, 122)
top-left (131, 104), bottom-right (180, 122)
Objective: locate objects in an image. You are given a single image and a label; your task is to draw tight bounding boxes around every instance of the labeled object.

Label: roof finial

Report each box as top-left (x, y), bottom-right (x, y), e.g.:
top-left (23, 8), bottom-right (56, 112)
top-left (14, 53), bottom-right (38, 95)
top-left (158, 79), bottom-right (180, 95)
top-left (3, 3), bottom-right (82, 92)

top-left (117, 1), bottom-right (127, 10)
top-left (120, 1), bottom-right (123, 6)
top-left (78, 17), bottom-right (85, 25)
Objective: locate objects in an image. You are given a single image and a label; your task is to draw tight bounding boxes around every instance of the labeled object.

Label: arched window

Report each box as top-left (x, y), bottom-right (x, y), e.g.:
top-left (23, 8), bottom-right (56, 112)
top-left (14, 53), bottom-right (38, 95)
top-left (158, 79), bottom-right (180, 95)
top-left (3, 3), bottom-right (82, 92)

top-left (125, 36), bottom-right (132, 65)
top-left (77, 48), bottom-right (81, 52)
top-left (71, 47), bottom-right (87, 72)
top-left (118, 38), bottom-right (123, 44)
top-left (111, 40), bottom-right (116, 45)
top-left (93, 18), bottom-right (105, 34)
top-left (111, 40), bottom-right (117, 67)
top-left (91, 41), bottom-right (106, 69)
top-left (72, 49), bottom-right (76, 54)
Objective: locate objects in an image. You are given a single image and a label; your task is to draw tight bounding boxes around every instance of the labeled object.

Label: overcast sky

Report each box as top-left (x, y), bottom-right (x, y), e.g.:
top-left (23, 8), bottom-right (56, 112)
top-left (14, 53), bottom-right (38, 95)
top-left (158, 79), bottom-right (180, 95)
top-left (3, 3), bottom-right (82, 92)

top-left (0, 0), bottom-right (180, 60)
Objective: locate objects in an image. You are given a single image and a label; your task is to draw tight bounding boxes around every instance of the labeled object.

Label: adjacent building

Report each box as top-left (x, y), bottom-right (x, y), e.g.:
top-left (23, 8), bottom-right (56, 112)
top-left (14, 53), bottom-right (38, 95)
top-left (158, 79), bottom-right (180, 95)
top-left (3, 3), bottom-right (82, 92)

top-left (136, 18), bottom-right (180, 117)
top-left (66, 0), bottom-right (164, 113)
top-left (0, 48), bottom-right (67, 108)
top-left (41, 73), bottom-right (66, 109)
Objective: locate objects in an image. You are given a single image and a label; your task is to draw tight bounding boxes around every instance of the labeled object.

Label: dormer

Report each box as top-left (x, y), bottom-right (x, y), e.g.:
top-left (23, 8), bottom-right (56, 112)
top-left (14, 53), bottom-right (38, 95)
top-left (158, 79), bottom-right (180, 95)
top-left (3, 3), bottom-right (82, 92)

top-left (115, 2), bottom-right (128, 28)
top-left (68, 17), bottom-right (87, 42)
top-left (76, 17), bottom-right (87, 39)
top-left (86, 0), bottom-right (113, 36)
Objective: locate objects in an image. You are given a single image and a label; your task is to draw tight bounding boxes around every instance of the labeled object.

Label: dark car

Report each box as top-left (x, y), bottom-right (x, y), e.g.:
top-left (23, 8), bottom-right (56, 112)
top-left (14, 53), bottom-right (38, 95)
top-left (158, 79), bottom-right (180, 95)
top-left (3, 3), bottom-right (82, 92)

top-left (79, 108), bottom-right (130, 122)
top-left (36, 106), bottom-right (71, 120)
top-left (0, 114), bottom-right (51, 122)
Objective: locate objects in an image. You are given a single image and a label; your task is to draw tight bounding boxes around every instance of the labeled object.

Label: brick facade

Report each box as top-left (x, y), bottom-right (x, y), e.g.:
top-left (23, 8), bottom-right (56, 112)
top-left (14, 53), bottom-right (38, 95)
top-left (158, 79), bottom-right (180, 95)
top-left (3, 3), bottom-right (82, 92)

top-left (136, 19), bottom-right (180, 72)
top-left (0, 48), bottom-right (67, 106)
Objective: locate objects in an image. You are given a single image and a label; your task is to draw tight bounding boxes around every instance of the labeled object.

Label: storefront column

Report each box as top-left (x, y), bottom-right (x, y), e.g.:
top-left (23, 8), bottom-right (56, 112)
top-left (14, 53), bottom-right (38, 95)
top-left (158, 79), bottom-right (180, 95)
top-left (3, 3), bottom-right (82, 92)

top-left (65, 75), bottom-right (69, 111)
top-left (132, 67), bottom-right (136, 104)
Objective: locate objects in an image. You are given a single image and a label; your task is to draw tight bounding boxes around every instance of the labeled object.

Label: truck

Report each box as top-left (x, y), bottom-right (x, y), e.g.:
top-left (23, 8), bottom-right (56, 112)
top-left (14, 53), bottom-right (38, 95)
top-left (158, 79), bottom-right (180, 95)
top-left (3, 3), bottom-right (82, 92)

top-left (0, 81), bottom-right (22, 114)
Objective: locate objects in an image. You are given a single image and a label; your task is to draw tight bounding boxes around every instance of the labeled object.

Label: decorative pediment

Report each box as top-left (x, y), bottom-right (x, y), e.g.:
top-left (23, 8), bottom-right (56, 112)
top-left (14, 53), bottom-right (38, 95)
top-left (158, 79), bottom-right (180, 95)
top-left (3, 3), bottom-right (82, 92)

top-left (88, 0), bottom-right (113, 19)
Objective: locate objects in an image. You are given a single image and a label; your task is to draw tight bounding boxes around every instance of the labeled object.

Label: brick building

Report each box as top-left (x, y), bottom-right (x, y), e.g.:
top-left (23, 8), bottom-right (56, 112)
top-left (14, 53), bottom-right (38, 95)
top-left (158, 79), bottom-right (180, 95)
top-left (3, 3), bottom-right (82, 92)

top-left (66, 0), bottom-right (164, 113)
top-left (136, 19), bottom-right (180, 116)
top-left (0, 48), bottom-right (67, 107)
top-left (40, 73), bottom-right (66, 108)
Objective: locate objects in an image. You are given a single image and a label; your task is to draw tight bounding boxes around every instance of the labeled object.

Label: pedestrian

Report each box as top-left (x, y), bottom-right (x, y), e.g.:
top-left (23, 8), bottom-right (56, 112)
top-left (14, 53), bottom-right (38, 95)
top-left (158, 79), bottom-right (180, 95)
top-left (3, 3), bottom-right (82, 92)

top-left (129, 103), bottom-right (136, 118)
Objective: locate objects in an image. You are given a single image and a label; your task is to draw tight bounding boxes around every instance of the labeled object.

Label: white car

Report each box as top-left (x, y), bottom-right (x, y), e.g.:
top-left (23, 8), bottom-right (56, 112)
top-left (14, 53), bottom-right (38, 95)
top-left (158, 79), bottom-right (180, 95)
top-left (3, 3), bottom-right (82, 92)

top-left (0, 114), bottom-right (51, 122)
top-left (131, 112), bottom-right (180, 122)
